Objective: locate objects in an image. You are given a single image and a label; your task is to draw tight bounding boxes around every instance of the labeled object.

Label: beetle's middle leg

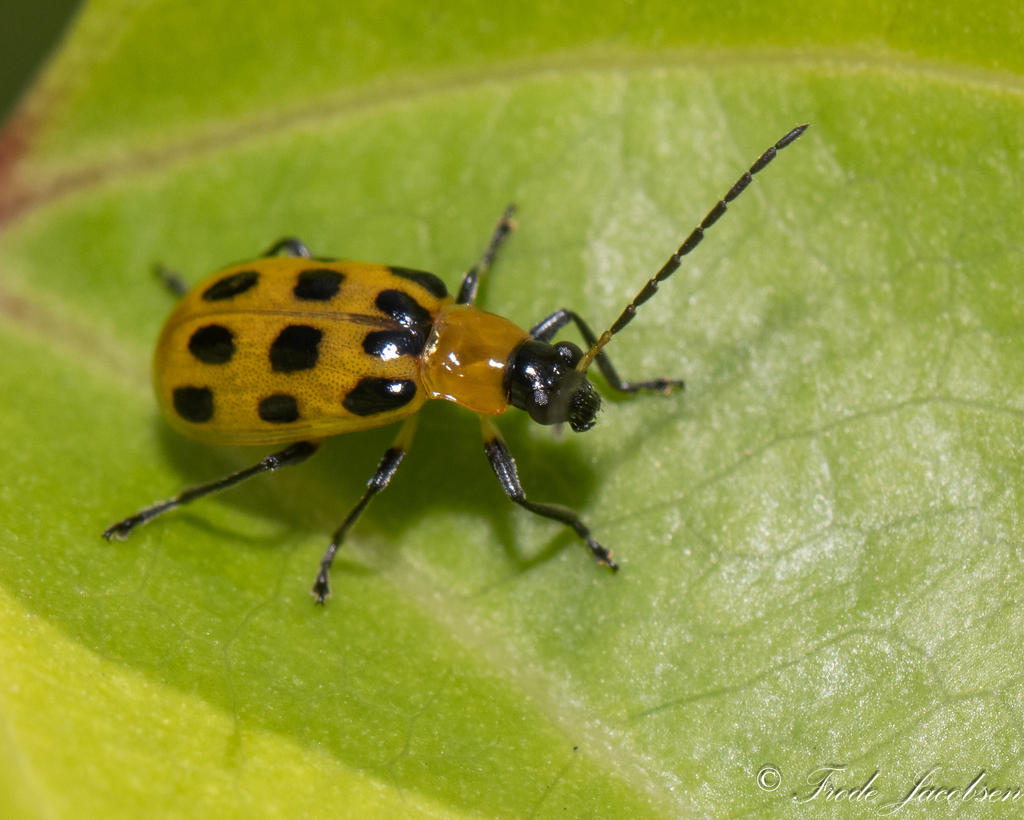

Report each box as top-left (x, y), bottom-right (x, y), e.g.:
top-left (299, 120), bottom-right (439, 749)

top-left (153, 237), bottom-right (313, 299)
top-left (312, 415), bottom-right (419, 604)
top-left (261, 237), bottom-right (312, 258)
top-left (456, 204), bottom-right (517, 305)
top-left (480, 415), bottom-right (617, 571)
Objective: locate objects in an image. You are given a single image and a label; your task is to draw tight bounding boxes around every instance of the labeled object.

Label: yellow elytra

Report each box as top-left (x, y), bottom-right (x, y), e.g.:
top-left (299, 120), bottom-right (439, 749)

top-left (154, 257), bottom-right (529, 446)
top-left (106, 125), bottom-right (808, 604)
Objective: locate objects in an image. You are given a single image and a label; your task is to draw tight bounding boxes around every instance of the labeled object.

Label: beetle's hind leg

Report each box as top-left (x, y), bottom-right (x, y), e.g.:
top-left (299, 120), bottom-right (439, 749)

top-left (103, 441), bottom-right (322, 541)
top-left (529, 309), bottom-right (685, 395)
top-left (154, 263), bottom-right (189, 298)
top-left (480, 416), bottom-right (618, 571)
top-left (456, 204), bottom-right (517, 305)
top-left (312, 415), bottom-right (419, 604)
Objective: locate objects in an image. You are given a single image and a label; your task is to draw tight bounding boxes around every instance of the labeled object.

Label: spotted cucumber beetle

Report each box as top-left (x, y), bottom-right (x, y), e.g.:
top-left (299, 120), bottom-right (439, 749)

top-left (105, 124), bottom-right (808, 603)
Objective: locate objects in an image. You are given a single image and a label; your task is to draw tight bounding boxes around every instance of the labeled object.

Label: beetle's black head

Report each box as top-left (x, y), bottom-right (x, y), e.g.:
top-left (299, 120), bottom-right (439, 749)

top-left (507, 340), bottom-right (602, 432)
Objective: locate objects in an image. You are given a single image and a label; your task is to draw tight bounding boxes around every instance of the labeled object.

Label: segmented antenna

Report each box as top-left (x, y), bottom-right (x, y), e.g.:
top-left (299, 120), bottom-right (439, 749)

top-left (576, 124), bottom-right (809, 374)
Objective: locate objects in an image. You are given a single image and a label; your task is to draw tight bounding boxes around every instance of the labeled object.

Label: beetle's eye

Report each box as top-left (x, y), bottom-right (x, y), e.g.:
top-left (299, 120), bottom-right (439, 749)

top-left (554, 341), bottom-right (584, 368)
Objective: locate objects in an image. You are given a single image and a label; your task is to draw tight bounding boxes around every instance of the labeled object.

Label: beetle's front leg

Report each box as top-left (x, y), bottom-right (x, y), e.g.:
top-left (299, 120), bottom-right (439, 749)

top-left (530, 309), bottom-right (685, 395)
top-left (479, 415), bottom-right (617, 570)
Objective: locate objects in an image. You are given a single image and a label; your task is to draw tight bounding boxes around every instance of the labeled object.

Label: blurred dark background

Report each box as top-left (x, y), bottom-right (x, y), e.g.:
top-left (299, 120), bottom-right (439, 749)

top-left (0, 0), bottom-right (81, 123)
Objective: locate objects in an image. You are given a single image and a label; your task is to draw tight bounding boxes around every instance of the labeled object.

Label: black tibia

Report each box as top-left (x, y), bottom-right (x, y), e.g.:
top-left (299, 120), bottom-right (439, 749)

top-left (529, 309), bottom-right (685, 395)
top-left (456, 204), bottom-right (518, 306)
top-left (154, 263), bottom-right (189, 298)
top-left (480, 416), bottom-right (618, 571)
top-left (311, 416), bottom-right (418, 604)
top-left (103, 441), bottom-right (321, 541)
top-left (262, 237), bottom-right (312, 258)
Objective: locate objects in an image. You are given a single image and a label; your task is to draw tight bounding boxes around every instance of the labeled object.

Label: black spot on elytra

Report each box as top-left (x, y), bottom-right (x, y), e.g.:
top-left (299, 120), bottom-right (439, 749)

top-left (173, 386), bottom-right (214, 423)
top-left (258, 394), bottom-right (299, 423)
top-left (270, 325), bottom-right (322, 372)
top-left (376, 289), bottom-right (433, 330)
top-left (373, 290), bottom-right (433, 362)
top-left (188, 324), bottom-right (235, 364)
top-left (362, 329), bottom-right (425, 360)
top-left (294, 268), bottom-right (344, 301)
top-left (389, 267), bottom-right (448, 299)
top-left (202, 270), bottom-right (259, 301)
top-left (342, 378), bottom-right (417, 416)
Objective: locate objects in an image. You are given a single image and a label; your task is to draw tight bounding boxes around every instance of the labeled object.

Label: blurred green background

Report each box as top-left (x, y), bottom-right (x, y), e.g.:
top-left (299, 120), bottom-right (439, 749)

top-left (0, 0), bottom-right (80, 123)
top-left (3, 3), bottom-right (1024, 818)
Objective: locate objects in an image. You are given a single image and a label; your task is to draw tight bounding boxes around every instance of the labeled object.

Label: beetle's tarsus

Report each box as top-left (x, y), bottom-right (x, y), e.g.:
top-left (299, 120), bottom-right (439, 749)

top-left (588, 540), bottom-right (618, 571)
top-left (102, 520), bottom-right (136, 541)
top-left (311, 571), bottom-right (331, 605)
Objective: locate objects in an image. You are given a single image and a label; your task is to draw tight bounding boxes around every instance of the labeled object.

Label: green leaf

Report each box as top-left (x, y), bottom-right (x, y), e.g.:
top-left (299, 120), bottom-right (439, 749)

top-left (2, 2), bottom-right (1023, 818)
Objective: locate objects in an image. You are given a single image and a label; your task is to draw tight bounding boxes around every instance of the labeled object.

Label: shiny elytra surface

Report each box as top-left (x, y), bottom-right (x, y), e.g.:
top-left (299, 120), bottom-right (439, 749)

top-left (154, 258), bottom-right (450, 445)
